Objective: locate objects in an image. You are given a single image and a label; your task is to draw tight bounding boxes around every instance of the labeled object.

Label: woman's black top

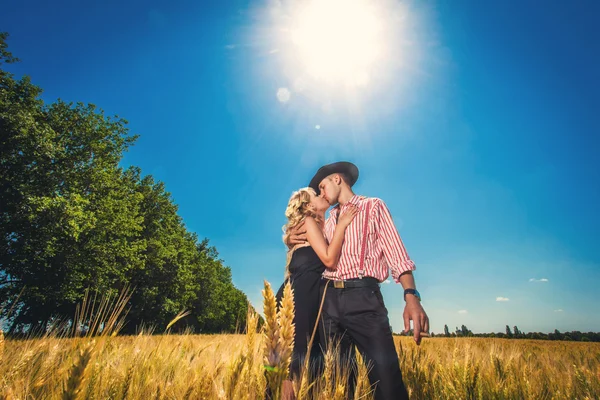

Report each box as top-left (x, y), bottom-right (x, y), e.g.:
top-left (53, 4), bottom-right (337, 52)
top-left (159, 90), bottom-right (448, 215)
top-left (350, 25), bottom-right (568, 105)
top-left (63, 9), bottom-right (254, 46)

top-left (276, 246), bottom-right (325, 379)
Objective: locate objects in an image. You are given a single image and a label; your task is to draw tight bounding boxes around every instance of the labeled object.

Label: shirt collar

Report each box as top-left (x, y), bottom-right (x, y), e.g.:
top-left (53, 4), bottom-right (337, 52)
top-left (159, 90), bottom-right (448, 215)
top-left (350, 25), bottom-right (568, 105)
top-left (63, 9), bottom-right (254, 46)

top-left (331, 194), bottom-right (362, 217)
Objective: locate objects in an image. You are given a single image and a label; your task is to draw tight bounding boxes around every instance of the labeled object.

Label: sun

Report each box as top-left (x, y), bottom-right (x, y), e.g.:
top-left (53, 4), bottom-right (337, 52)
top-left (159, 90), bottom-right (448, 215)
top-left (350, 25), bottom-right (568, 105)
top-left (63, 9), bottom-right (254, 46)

top-left (288, 0), bottom-right (385, 87)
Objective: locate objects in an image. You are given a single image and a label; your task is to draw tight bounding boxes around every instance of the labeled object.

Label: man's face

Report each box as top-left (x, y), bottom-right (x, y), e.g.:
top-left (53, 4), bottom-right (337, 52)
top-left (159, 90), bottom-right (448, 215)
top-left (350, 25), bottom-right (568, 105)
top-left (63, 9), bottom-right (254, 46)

top-left (309, 191), bottom-right (330, 212)
top-left (318, 175), bottom-right (340, 206)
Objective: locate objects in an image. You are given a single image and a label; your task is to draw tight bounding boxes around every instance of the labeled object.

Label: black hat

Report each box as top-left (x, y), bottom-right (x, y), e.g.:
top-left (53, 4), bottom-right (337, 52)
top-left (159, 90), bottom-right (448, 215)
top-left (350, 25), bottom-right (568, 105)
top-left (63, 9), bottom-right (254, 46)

top-left (309, 161), bottom-right (359, 195)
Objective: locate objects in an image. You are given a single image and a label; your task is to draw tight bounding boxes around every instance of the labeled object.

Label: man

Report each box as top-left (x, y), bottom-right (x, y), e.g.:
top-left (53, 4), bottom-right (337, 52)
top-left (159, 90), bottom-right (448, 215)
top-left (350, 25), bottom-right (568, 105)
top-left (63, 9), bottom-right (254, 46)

top-left (288, 161), bottom-right (429, 400)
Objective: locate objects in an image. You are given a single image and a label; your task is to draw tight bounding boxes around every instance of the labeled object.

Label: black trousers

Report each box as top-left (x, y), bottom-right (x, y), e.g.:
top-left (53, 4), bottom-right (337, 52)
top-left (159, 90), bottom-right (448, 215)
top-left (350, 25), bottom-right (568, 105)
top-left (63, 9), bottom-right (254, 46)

top-left (318, 279), bottom-right (409, 400)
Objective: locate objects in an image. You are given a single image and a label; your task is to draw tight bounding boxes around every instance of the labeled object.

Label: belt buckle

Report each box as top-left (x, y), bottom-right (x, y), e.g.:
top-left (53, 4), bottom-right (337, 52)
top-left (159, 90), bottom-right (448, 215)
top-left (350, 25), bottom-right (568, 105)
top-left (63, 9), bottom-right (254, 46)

top-left (333, 280), bottom-right (345, 289)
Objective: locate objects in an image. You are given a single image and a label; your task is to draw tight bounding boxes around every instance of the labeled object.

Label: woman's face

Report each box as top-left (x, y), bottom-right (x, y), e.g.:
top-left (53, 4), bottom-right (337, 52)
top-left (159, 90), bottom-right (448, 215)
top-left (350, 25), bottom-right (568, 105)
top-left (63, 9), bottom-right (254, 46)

top-left (309, 191), bottom-right (330, 212)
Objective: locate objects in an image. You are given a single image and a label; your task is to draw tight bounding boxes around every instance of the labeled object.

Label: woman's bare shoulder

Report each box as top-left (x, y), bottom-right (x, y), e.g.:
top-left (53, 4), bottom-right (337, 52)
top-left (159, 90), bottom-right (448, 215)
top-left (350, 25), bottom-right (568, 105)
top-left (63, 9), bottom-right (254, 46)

top-left (303, 216), bottom-right (320, 231)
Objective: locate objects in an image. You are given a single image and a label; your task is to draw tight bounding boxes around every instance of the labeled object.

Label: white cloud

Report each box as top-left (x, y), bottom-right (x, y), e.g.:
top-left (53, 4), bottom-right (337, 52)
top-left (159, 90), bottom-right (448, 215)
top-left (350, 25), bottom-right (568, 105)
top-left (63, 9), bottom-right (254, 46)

top-left (554, 309), bottom-right (563, 312)
top-left (496, 297), bottom-right (510, 302)
top-left (382, 279), bottom-right (391, 284)
top-left (529, 278), bottom-right (549, 282)
top-left (458, 310), bottom-right (468, 314)
top-left (224, 44), bottom-right (236, 50)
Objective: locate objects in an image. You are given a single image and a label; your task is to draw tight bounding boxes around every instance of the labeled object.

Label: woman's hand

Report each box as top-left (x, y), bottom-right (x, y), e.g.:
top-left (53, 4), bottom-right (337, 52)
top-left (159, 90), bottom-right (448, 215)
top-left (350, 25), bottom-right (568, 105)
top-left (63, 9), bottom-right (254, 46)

top-left (338, 204), bottom-right (360, 228)
top-left (287, 220), bottom-right (307, 248)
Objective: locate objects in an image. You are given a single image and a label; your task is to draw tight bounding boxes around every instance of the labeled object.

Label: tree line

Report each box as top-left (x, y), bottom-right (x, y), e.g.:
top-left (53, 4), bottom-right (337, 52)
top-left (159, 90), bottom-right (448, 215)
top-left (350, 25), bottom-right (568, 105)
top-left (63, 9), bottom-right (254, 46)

top-left (0, 33), bottom-right (253, 335)
top-left (424, 324), bottom-right (600, 342)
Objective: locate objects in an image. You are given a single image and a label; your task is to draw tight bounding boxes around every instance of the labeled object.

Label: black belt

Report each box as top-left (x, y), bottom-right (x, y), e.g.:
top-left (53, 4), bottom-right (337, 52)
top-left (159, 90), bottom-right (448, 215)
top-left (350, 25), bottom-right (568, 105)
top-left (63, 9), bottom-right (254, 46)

top-left (325, 277), bottom-right (380, 289)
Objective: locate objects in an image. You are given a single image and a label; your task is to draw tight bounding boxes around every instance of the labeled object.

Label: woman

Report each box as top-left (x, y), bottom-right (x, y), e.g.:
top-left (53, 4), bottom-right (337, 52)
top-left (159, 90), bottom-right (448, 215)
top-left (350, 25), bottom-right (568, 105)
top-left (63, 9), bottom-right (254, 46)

top-left (275, 187), bottom-right (358, 391)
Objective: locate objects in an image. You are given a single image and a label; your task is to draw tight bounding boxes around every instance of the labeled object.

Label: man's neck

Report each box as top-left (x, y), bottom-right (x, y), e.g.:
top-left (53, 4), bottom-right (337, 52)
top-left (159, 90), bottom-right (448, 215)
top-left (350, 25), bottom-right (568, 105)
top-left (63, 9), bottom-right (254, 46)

top-left (337, 189), bottom-right (355, 206)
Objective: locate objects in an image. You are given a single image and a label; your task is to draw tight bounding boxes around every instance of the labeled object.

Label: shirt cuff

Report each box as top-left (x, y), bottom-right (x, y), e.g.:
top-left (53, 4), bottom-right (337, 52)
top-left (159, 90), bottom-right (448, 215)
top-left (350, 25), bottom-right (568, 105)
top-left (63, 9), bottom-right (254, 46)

top-left (392, 260), bottom-right (416, 283)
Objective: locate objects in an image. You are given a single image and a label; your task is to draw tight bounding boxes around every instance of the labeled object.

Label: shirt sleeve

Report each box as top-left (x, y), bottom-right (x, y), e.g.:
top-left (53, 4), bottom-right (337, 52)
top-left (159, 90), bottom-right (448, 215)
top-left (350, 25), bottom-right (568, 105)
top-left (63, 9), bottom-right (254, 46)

top-left (374, 198), bottom-right (416, 283)
top-left (324, 213), bottom-right (336, 243)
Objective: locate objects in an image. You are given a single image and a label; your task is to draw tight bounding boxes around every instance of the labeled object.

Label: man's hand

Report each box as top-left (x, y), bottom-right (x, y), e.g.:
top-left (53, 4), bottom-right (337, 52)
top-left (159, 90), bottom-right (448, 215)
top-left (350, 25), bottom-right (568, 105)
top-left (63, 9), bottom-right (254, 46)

top-left (287, 220), bottom-right (308, 248)
top-left (403, 298), bottom-right (429, 345)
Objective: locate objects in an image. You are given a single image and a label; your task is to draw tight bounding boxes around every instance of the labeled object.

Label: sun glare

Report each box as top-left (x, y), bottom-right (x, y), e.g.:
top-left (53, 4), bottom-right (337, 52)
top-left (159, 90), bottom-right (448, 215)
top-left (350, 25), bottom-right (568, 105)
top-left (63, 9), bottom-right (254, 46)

top-left (246, 0), bottom-right (427, 132)
top-left (289, 0), bottom-right (384, 86)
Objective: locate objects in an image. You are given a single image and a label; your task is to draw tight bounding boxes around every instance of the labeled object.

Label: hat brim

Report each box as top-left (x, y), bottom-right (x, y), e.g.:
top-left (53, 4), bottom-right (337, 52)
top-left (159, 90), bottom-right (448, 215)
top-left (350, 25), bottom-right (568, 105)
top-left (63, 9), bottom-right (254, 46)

top-left (309, 161), bottom-right (359, 195)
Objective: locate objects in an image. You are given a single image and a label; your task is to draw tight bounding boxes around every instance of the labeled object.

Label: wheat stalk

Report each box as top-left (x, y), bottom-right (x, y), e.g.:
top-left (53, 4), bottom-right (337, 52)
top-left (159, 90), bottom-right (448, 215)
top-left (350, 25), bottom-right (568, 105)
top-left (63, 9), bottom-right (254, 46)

top-left (263, 280), bottom-right (281, 399)
top-left (333, 383), bottom-right (346, 400)
top-left (0, 330), bottom-right (4, 364)
top-left (278, 281), bottom-right (295, 378)
top-left (182, 381), bottom-right (196, 400)
top-left (153, 384), bottom-right (162, 400)
top-left (319, 344), bottom-right (335, 400)
top-left (62, 340), bottom-right (95, 400)
top-left (31, 341), bottom-right (61, 398)
top-left (8, 347), bottom-right (35, 381)
top-left (83, 362), bottom-right (100, 400)
top-left (2, 386), bottom-right (16, 400)
top-left (225, 352), bottom-right (247, 397)
top-left (262, 280), bottom-right (296, 399)
top-left (165, 310), bottom-right (191, 333)
top-left (263, 280), bottom-right (280, 365)
top-left (353, 349), bottom-right (375, 400)
top-left (244, 307), bottom-right (261, 400)
top-left (121, 362), bottom-right (135, 400)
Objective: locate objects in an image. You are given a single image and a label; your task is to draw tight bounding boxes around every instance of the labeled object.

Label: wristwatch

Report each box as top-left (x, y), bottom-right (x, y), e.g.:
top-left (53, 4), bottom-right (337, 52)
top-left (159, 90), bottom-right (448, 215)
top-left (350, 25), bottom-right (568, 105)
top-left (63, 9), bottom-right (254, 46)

top-left (404, 288), bottom-right (421, 302)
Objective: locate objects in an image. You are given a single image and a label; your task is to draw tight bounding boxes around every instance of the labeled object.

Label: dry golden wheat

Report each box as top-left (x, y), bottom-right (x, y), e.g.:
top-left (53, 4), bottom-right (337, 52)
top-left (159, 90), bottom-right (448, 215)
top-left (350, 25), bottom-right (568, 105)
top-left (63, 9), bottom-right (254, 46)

top-left (353, 348), bottom-right (375, 400)
top-left (278, 281), bottom-right (295, 378)
top-left (1, 333), bottom-right (598, 399)
top-left (0, 330), bottom-right (4, 363)
top-left (1, 283), bottom-right (599, 399)
top-left (262, 280), bottom-right (296, 399)
top-left (319, 344), bottom-right (334, 400)
top-left (262, 280), bottom-right (281, 399)
top-left (62, 340), bottom-right (95, 400)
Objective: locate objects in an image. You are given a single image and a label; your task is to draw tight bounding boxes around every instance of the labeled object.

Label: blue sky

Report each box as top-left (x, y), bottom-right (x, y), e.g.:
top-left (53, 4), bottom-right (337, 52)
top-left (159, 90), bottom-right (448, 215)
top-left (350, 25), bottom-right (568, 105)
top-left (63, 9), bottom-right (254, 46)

top-left (2, 0), bottom-right (599, 334)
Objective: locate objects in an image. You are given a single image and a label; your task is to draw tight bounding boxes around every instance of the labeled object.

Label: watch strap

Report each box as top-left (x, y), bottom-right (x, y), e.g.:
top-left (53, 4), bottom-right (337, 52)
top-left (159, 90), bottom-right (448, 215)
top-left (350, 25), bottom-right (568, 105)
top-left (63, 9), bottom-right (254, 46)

top-left (404, 288), bottom-right (420, 301)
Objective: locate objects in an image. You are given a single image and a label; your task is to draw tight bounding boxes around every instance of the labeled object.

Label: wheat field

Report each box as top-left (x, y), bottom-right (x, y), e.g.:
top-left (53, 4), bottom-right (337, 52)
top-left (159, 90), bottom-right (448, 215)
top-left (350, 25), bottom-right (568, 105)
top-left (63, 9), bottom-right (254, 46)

top-left (1, 283), bottom-right (599, 400)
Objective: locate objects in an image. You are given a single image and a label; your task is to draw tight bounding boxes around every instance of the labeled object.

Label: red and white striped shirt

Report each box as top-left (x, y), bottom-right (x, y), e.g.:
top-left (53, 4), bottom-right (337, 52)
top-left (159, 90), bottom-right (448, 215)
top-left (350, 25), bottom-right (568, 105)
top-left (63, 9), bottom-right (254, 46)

top-left (323, 195), bottom-right (416, 283)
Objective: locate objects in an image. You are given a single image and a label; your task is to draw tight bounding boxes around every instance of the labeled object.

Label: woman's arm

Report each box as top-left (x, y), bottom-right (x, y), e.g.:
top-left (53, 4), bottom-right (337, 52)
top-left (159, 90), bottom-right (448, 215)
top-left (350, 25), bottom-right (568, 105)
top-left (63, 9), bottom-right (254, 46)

top-left (305, 206), bottom-right (358, 269)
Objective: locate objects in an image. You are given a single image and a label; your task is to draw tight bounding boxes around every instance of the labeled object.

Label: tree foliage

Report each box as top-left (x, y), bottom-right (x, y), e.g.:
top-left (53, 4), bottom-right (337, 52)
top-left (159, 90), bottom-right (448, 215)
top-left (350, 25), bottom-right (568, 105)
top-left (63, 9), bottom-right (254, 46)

top-left (428, 323), bottom-right (600, 342)
top-left (0, 33), bottom-right (251, 334)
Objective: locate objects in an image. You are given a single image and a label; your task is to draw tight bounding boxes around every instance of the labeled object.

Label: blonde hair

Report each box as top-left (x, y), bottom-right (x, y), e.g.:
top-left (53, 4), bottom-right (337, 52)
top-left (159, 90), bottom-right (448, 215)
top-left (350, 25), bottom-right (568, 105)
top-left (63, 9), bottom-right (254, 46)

top-left (282, 187), bottom-right (322, 279)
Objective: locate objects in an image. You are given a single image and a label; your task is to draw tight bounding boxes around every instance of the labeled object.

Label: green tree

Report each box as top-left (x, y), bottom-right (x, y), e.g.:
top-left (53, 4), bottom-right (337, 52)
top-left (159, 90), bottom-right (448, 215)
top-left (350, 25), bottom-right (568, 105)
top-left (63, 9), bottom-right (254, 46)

top-left (1, 42), bottom-right (140, 331)
top-left (0, 32), bottom-right (19, 65)
top-left (513, 325), bottom-right (521, 338)
top-left (0, 33), bottom-right (251, 334)
top-left (461, 324), bottom-right (473, 337)
top-left (553, 329), bottom-right (563, 340)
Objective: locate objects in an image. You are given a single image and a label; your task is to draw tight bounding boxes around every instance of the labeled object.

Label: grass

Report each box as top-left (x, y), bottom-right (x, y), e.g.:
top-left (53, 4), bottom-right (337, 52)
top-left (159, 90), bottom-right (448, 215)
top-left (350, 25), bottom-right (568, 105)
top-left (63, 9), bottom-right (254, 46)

top-left (1, 283), bottom-right (599, 399)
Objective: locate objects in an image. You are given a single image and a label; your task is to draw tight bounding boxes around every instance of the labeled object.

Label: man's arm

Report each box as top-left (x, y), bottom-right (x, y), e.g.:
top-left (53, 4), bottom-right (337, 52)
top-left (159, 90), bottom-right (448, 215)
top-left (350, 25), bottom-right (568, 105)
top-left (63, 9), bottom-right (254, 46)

top-left (398, 271), bottom-right (429, 345)
top-left (375, 199), bottom-right (429, 344)
top-left (374, 199), bottom-right (416, 279)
